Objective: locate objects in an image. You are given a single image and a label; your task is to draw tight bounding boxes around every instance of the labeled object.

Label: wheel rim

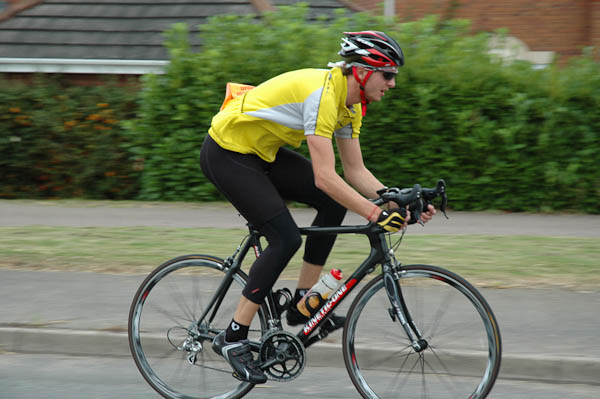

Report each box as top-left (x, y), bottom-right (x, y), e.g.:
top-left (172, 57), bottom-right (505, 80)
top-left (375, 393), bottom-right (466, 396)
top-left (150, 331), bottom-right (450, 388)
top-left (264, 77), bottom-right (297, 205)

top-left (344, 268), bottom-right (501, 399)
top-left (129, 257), bottom-right (263, 399)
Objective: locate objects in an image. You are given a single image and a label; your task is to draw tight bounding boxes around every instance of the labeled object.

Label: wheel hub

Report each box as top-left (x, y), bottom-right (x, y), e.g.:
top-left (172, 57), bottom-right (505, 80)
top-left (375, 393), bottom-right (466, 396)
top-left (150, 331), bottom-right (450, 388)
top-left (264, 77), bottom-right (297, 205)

top-left (412, 338), bottom-right (429, 352)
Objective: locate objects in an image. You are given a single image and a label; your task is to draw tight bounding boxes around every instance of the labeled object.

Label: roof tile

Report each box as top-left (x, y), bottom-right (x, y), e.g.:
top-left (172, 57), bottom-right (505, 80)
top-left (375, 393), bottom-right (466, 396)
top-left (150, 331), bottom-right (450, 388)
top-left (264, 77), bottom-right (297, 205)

top-left (0, 0), bottom-right (352, 61)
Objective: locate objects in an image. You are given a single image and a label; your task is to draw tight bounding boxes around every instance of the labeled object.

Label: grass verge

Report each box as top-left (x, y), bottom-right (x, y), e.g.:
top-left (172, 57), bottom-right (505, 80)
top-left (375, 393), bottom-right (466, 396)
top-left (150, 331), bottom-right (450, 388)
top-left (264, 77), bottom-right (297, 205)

top-left (1, 226), bottom-right (598, 291)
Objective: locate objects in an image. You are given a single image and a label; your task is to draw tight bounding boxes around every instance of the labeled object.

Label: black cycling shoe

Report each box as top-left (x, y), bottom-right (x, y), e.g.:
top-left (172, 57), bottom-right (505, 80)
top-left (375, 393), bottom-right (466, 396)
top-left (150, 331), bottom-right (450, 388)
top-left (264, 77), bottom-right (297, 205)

top-left (286, 305), bottom-right (346, 333)
top-left (212, 332), bottom-right (267, 384)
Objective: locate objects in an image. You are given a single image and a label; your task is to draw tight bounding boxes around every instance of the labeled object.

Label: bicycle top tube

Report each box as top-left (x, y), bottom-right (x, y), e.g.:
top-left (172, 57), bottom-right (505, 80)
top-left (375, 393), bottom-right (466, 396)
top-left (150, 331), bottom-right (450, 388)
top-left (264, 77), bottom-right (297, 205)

top-left (298, 223), bottom-right (375, 236)
top-left (245, 220), bottom-right (379, 237)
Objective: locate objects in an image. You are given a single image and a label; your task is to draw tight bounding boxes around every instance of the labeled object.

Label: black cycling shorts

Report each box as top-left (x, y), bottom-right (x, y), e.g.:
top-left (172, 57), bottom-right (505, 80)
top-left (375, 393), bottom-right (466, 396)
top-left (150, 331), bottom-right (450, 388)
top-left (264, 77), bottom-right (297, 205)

top-left (200, 134), bottom-right (346, 304)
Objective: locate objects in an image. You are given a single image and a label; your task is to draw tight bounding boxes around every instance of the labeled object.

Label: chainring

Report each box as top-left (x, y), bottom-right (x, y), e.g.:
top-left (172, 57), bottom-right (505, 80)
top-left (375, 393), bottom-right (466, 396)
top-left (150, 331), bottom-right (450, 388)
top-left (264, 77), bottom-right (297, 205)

top-left (259, 330), bottom-right (306, 382)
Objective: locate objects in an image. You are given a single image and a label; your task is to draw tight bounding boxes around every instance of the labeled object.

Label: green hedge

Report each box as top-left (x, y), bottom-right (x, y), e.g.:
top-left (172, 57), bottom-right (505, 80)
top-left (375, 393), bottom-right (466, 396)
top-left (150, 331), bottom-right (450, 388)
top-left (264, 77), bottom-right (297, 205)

top-left (0, 76), bottom-right (139, 199)
top-left (125, 6), bottom-right (599, 212)
top-left (2, 4), bottom-right (599, 212)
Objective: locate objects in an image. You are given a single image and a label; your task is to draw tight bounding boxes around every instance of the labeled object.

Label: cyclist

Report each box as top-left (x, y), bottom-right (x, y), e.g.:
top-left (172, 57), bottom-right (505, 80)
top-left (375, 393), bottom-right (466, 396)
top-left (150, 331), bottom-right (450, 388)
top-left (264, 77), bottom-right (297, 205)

top-left (200, 31), bottom-right (436, 384)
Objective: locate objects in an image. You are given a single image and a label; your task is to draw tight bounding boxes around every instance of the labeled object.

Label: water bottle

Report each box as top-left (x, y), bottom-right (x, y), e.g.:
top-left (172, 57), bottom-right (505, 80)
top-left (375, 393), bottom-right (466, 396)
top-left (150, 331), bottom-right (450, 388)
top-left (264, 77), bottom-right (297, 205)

top-left (297, 269), bottom-right (343, 317)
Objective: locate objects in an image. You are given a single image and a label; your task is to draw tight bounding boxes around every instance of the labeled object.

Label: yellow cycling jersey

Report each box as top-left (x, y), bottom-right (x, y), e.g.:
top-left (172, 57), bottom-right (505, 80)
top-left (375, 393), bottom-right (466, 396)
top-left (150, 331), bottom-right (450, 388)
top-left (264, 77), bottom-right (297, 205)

top-left (208, 67), bottom-right (362, 163)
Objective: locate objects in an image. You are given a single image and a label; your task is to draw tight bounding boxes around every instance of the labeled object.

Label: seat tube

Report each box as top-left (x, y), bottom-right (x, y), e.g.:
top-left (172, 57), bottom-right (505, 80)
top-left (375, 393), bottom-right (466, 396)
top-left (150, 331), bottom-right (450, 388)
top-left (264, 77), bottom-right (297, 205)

top-left (195, 232), bottom-right (255, 329)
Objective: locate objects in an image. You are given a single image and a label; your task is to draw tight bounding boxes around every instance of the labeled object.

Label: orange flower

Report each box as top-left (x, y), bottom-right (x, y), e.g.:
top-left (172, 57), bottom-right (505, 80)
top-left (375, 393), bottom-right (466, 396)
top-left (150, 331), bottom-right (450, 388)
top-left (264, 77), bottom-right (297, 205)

top-left (14, 115), bottom-right (31, 125)
top-left (97, 103), bottom-right (109, 108)
top-left (87, 114), bottom-right (101, 121)
top-left (64, 120), bottom-right (77, 127)
top-left (9, 107), bottom-right (21, 113)
top-left (104, 171), bottom-right (116, 177)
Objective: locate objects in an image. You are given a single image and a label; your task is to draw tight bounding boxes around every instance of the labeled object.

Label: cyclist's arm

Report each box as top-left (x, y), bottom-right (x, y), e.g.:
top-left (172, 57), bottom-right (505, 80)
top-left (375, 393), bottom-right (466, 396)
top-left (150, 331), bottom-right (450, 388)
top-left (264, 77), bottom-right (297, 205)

top-left (335, 136), bottom-right (386, 200)
top-left (337, 136), bottom-right (434, 223)
top-left (306, 135), bottom-right (382, 222)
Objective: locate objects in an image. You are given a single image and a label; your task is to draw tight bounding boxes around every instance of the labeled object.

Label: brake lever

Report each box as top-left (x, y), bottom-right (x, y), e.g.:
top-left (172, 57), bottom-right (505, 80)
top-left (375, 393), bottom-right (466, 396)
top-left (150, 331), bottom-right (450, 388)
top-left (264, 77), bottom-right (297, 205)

top-left (436, 179), bottom-right (449, 219)
top-left (416, 197), bottom-right (425, 225)
top-left (439, 191), bottom-right (449, 219)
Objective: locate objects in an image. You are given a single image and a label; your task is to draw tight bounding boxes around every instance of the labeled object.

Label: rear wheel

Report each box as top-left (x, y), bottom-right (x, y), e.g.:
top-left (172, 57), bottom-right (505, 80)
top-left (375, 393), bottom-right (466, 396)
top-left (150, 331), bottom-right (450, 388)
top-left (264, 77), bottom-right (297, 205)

top-left (128, 255), bottom-right (268, 399)
top-left (343, 264), bottom-right (501, 399)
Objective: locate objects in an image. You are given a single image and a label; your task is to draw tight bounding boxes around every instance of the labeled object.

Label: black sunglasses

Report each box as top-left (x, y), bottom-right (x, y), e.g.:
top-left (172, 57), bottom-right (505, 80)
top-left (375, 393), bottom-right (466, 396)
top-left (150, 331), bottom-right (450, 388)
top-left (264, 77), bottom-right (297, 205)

top-left (381, 71), bottom-right (397, 81)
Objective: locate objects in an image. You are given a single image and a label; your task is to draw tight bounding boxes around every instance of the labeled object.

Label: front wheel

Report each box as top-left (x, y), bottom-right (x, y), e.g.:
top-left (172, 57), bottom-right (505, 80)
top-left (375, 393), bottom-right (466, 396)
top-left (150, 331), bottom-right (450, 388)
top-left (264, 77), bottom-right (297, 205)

top-left (128, 255), bottom-right (268, 399)
top-left (343, 264), bottom-right (502, 399)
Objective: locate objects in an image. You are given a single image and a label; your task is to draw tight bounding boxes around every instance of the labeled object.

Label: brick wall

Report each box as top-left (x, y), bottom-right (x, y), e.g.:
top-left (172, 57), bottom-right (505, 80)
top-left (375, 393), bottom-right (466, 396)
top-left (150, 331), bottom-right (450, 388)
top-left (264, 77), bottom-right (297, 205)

top-left (592, 0), bottom-right (600, 52)
top-left (351, 0), bottom-right (598, 59)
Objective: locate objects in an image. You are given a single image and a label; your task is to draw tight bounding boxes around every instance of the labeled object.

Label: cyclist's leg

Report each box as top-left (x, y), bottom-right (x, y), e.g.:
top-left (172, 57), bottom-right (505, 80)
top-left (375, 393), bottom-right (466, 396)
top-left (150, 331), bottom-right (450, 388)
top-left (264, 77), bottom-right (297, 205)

top-left (201, 135), bottom-right (304, 382)
top-left (201, 135), bottom-right (288, 223)
top-left (201, 135), bottom-right (303, 303)
top-left (267, 147), bottom-right (347, 328)
top-left (267, 147), bottom-right (347, 272)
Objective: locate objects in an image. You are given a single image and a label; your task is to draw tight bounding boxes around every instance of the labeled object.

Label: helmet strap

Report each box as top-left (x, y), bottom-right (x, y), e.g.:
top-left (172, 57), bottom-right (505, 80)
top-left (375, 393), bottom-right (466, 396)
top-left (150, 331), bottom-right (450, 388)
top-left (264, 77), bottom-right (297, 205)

top-left (352, 66), bottom-right (373, 116)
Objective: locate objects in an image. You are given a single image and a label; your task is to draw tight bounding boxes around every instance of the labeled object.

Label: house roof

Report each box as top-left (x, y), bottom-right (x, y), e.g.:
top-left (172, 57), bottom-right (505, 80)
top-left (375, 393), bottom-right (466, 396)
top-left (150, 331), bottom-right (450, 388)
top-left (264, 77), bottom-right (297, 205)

top-left (0, 0), bottom-right (359, 73)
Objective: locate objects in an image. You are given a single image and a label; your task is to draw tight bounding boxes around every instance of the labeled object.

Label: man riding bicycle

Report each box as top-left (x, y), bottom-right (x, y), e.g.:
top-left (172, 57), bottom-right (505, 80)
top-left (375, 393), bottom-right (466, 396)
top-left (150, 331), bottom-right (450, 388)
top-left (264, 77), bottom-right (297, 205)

top-left (200, 30), bottom-right (436, 384)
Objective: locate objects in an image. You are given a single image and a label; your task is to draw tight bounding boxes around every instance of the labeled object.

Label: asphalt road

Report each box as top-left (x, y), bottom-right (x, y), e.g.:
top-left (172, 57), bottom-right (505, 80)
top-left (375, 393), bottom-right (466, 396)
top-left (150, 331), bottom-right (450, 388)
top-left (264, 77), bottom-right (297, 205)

top-left (1, 353), bottom-right (599, 399)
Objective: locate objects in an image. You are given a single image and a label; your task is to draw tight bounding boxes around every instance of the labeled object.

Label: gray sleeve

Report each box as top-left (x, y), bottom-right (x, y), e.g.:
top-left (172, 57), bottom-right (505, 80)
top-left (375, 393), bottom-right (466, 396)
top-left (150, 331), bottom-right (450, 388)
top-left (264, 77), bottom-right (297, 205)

top-left (333, 123), bottom-right (354, 139)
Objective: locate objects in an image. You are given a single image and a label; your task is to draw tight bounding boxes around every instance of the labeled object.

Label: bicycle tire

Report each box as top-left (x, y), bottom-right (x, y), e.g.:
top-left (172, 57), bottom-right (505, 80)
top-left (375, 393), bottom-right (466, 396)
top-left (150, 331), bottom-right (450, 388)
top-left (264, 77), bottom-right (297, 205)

top-left (128, 254), bottom-right (269, 399)
top-left (343, 264), bottom-right (502, 399)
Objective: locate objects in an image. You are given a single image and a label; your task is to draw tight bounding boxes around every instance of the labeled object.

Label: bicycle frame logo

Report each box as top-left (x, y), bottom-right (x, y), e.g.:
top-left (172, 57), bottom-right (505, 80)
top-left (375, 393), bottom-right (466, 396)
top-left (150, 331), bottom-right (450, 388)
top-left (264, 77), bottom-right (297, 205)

top-left (302, 278), bottom-right (358, 335)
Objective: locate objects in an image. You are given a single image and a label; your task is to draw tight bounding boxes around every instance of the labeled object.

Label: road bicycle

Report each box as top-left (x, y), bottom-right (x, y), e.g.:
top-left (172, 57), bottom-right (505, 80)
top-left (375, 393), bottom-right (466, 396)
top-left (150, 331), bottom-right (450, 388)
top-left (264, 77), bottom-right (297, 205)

top-left (128, 180), bottom-right (502, 399)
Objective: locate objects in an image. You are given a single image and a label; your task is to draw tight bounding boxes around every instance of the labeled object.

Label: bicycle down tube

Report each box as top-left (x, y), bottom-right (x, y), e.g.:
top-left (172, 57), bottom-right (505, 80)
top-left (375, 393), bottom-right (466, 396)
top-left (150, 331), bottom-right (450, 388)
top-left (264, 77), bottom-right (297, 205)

top-left (295, 223), bottom-right (392, 345)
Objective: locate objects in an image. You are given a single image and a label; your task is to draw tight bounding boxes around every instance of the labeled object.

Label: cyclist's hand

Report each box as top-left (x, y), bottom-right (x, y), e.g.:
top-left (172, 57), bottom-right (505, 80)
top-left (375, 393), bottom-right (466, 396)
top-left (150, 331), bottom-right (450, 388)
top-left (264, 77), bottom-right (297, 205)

top-left (421, 204), bottom-right (436, 223)
top-left (408, 204), bottom-right (437, 225)
top-left (377, 208), bottom-right (409, 232)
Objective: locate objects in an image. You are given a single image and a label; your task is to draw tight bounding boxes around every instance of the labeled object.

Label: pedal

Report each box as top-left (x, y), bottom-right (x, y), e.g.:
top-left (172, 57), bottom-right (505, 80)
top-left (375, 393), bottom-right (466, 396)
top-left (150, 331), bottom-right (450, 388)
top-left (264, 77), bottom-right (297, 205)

top-left (320, 318), bottom-right (337, 334)
top-left (305, 322), bottom-right (333, 348)
top-left (305, 315), bottom-right (345, 348)
top-left (232, 371), bottom-right (243, 382)
top-left (321, 314), bottom-right (345, 334)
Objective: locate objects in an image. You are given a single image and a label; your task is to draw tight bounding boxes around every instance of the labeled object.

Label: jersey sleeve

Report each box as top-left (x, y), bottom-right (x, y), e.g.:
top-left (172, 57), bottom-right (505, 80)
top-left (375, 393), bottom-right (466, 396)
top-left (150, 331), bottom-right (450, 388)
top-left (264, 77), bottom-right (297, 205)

top-left (303, 73), bottom-right (340, 140)
top-left (334, 104), bottom-right (362, 139)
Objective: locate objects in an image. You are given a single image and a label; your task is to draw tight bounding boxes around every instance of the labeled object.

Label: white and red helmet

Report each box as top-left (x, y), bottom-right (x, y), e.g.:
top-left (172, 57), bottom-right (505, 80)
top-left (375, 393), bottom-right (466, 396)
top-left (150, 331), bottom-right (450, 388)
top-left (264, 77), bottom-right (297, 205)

top-left (337, 31), bottom-right (404, 116)
top-left (339, 30), bottom-right (405, 69)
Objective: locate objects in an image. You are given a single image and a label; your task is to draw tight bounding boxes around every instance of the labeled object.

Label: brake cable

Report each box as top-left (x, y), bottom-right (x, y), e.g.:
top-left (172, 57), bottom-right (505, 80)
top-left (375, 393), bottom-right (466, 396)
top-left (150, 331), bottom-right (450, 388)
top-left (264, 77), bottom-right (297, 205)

top-left (386, 227), bottom-right (406, 254)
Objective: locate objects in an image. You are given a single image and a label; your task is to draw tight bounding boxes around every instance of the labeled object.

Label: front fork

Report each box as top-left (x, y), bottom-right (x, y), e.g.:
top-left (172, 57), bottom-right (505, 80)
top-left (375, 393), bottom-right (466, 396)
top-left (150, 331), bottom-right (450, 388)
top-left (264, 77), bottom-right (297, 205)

top-left (383, 263), bottom-right (428, 352)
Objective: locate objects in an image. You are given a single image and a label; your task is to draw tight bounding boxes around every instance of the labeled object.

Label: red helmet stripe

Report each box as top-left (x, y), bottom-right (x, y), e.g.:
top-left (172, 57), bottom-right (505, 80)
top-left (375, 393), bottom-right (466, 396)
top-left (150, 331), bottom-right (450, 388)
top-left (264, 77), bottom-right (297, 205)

top-left (346, 30), bottom-right (388, 41)
top-left (361, 30), bottom-right (388, 41)
top-left (365, 48), bottom-right (396, 66)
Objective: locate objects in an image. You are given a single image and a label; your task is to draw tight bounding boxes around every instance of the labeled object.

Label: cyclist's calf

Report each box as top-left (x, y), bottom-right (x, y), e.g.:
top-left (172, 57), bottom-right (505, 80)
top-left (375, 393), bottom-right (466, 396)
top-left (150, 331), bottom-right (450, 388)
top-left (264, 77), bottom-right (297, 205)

top-left (242, 210), bottom-right (302, 304)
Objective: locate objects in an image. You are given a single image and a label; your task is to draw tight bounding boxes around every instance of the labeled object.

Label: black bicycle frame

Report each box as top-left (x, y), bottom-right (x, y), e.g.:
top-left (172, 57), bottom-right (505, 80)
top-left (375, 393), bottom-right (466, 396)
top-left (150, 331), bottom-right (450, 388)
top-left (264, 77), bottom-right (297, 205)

top-left (293, 224), bottom-right (390, 345)
top-left (200, 221), bottom-right (423, 348)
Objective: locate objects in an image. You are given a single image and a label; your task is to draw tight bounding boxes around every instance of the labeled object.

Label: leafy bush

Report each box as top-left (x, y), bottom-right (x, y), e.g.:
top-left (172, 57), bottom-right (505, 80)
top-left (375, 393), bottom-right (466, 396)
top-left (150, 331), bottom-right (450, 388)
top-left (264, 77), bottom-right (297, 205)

top-left (0, 76), bottom-right (139, 199)
top-left (2, 4), bottom-right (598, 213)
top-left (126, 5), bottom-right (599, 212)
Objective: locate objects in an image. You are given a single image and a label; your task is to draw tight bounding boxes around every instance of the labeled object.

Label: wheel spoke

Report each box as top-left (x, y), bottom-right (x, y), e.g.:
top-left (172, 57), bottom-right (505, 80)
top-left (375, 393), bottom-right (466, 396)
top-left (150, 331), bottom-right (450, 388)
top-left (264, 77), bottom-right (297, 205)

top-left (427, 291), bottom-right (452, 341)
top-left (423, 349), bottom-right (463, 395)
top-left (343, 266), bottom-right (501, 399)
top-left (128, 256), bottom-right (268, 399)
top-left (148, 301), bottom-right (193, 328)
top-left (165, 278), bottom-right (196, 323)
